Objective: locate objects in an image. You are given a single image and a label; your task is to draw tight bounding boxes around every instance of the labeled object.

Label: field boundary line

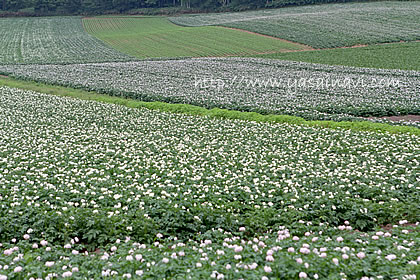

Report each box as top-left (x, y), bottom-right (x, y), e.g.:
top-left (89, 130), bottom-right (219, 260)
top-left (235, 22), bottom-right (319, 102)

top-left (222, 26), bottom-right (314, 50)
top-left (320, 40), bottom-right (420, 51)
top-left (223, 28), bottom-right (420, 52)
top-left (0, 76), bottom-right (418, 136)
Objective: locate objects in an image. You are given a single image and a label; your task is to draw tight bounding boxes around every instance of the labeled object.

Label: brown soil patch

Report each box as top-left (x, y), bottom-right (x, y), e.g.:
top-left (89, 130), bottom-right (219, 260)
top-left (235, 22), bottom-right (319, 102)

top-left (368, 115), bottom-right (420, 122)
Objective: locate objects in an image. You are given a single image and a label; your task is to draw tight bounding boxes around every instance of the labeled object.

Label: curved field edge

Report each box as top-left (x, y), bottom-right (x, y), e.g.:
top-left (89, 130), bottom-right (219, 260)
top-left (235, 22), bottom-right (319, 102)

top-left (82, 17), bottom-right (308, 59)
top-left (1, 76), bottom-right (418, 136)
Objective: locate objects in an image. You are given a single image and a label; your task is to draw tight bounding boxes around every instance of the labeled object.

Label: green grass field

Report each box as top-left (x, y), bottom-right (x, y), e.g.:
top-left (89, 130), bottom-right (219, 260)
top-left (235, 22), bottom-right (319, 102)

top-left (254, 41), bottom-right (420, 71)
top-left (170, 1), bottom-right (420, 48)
top-left (83, 17), bottom-right (309, 58)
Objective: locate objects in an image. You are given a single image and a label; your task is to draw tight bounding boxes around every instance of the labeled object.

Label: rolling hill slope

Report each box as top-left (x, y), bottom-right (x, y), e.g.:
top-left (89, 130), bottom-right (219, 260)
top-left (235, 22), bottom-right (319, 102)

top-left (169, 1), bottom-right (420, 48)
top-left (83, 17), bottom-right (309, 58)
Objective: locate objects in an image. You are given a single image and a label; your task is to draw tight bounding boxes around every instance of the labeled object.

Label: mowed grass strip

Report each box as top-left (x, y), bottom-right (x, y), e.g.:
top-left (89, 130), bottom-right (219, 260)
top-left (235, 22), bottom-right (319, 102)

top-left (83, 17), bottom-right (308, 58)
top-left (253, 42), bottom-right (420, 71)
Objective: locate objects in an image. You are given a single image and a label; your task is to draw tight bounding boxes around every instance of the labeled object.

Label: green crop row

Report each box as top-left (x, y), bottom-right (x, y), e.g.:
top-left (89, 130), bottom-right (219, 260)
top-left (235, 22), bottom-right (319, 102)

top-left (83, 17), bottom-right (308, 59)
top-left (0, 58), bottom-right (418, 123)
top-left (1, 85), bottom-right (419, 241)
top-left (0, 17), bottom-right (134, 64)
top-left (254, 42), bottom-right (420, 71)
top-left (0, 86), bottom-right (418, 279)
top-left (1, 76), bottom-right (418, 135)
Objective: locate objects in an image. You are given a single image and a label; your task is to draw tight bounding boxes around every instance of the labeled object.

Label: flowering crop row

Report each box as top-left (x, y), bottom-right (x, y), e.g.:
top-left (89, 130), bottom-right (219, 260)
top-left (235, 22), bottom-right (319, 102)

top-left (0, 58), bottom-right (418, 121)
top-left (169, 2), bottom-right (420, 48)
top-left (0, 17), bottom-right (134, 64)
top-left (0, 86), bottom-right (419, 278)
top-left (0, 224), bottom-right (418, 279)
top-left (0, 85), bottom-right (418, 244)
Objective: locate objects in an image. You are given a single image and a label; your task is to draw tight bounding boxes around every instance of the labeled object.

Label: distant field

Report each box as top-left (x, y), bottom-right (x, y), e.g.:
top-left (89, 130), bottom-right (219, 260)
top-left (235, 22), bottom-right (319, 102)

top-left (169, 1), bottom-right (420, 48)
top-left (0, 17), bottom-right (134, 64)
top-left (254, 42), bottom-right (420, 71)
top-left (83, 17), bottom-right (308, 58)
top-left (1, 58), bottom-right (418, 121)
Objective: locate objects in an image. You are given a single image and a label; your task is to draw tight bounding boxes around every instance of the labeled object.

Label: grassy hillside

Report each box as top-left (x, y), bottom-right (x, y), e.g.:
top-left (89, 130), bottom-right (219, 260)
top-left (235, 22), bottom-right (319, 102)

top-left (0, 17), bottom-right (134, 64)
top-left (169, 1), bottom-right (420, 48)
top-left (83, 17), bottom-right (309, 58)
top-left (254, 42), bottom-right (420, 71)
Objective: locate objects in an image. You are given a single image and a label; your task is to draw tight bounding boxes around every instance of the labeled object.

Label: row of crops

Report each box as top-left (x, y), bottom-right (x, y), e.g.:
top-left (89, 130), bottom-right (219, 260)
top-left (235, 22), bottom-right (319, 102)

top-left (169, 1), bottom-right (420, 48)
top-left (0, 17), bottom-right (135, 64)
top-left (82, 17), bottom-right (307, 59)
top-left (0, 58), bottom-right (418, 121)
top-left (0, 86), bottom-right (419, 279)
top-left (1, 3), bottom-right (419, 64)
top-left (255, 42), bottom-right (420, 71)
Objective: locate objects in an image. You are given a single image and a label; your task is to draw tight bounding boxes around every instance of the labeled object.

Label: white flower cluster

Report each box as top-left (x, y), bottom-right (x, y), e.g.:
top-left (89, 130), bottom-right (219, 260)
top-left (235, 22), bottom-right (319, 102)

top-left (0, 224), bottom-right (418, 279)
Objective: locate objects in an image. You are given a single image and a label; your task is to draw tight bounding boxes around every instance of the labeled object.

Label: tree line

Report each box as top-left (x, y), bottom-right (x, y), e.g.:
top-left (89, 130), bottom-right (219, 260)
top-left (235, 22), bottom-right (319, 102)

top-left (0, 0), bottom-right (369, 15)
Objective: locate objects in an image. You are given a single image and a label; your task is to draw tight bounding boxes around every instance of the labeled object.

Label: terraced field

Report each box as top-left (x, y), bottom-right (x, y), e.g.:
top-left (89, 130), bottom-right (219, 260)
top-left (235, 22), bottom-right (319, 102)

top-left (0, 17), bottom-right (134, 64)
top-left (170, 1), bottom-right (420, 48)
top-left (0, 86), bottom-right (419, 279)
top-left (83, 17), bottom-right (308, 58)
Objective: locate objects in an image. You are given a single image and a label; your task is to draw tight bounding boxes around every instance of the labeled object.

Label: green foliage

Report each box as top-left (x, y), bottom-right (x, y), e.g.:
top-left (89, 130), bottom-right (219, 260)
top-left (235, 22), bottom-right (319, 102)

top-left (1, 58), bottom-right (418, 123)
top-left (1, 85), bottom-right (419, 245)
top-left (83, 17), bottom-right (306, 58)
top-left (0, 226), bottom-right (418, 279)
top-left (0, 76), bottom-right (418, 135)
